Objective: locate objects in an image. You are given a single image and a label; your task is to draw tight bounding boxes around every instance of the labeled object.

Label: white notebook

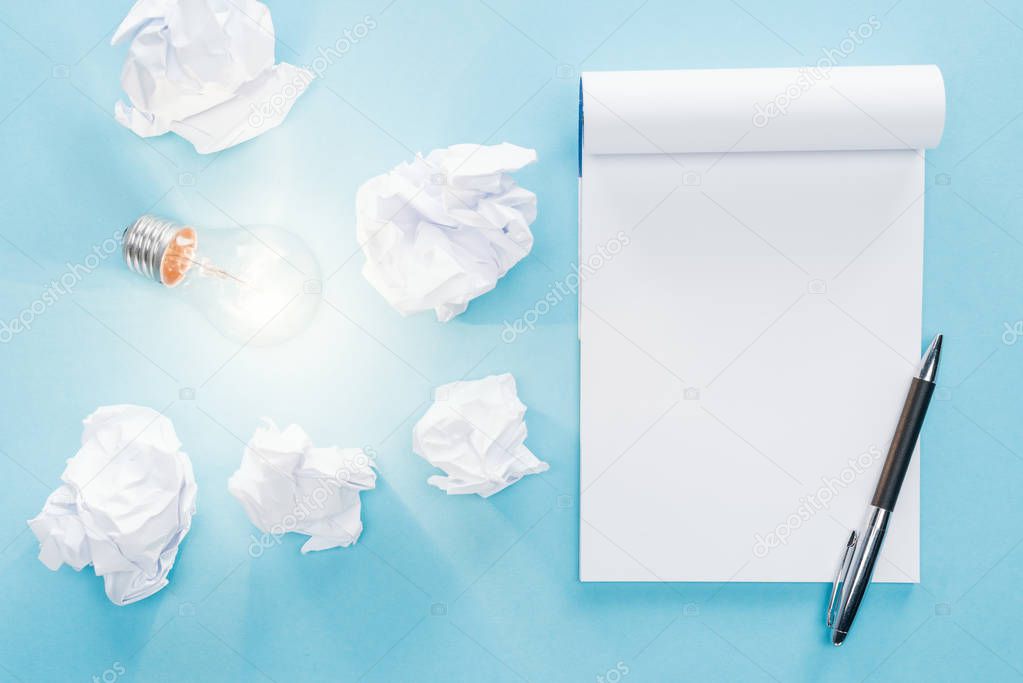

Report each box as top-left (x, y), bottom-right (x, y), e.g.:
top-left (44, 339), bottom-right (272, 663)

top-left (578, 66), bottom-right (945, 582)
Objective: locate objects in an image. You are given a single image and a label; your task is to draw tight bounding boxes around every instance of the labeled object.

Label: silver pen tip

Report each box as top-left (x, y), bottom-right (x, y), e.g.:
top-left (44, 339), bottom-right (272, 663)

top-left (832, 630), bottom-right (847, 646)
top-left (917, 333), bottom-right (942, 383)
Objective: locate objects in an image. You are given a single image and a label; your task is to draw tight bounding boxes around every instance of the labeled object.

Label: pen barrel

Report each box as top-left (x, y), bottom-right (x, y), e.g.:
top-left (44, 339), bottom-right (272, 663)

top-left (871, 377), bottom-right (934, 511)
top-left (831, 506), bottom-right (891, 643)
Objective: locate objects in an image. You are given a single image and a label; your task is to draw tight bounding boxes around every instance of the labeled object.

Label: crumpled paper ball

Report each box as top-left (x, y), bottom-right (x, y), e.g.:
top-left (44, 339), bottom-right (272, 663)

top-left (356, 143), bottom-right (538, 322)
top-left (111, 0), bottom-right (312, 153)
top-left (27, 405), bottom-right (198, 606)
top-left (228, 420), bottom-right (376, 553)
top-left (412, 373), bottom-right (549, 497)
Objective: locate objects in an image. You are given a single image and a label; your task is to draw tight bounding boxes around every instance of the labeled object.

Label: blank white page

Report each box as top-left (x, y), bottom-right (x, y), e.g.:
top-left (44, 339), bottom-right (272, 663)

top-left (579, 66), bottom-right (945, 582)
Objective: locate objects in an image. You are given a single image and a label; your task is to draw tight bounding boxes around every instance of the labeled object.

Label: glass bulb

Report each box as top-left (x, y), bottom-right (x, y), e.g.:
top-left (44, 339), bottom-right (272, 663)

top-left (122, 214), bottom-right (321, 346)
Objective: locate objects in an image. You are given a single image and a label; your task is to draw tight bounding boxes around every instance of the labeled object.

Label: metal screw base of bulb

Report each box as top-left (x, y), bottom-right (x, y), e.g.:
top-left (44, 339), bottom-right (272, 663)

top-left (123, 214), bottom-right (183, 285)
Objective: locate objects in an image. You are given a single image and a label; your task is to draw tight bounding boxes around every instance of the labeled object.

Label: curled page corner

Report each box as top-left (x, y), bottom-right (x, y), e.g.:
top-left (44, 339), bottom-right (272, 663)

top-left (111, 0), bottom-right (312, 154)
top-left (581, 65), bottom-right (946, 155)
top-left (27, 405), bottom-right (198, 606)
top-left (412, 373), bottom-right (549, 497)
top-left (356, 142), bottom-right (538, 322)
top-left (228, 420), bottom-right (376, 553)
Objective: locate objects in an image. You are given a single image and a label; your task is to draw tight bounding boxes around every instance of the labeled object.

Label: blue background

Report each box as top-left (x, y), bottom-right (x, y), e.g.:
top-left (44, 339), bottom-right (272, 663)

top-left (0, 1), bottom-right (1020, 681)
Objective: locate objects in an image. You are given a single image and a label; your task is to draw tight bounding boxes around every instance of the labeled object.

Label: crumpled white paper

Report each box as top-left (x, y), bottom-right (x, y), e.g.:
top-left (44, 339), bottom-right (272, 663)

top-left (412, 373), bottom-right (548, 497)
top-left (228, 420), bottom-right (376, 553)
top-left (356, 143), bottom-right (538, 322)
top-left (27, 405), bottom-right (198, 606)
top-left (111, 0), bottom-right (312, 154)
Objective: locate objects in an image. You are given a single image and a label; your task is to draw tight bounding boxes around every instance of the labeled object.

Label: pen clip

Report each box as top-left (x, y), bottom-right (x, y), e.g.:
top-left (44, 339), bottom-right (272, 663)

top-left (826, 530), bottom-right (858, 628)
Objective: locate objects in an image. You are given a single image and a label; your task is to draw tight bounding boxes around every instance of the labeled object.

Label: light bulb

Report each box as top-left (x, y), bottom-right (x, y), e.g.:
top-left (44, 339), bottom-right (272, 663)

top-left (122, 214), bottom-right (321, 346)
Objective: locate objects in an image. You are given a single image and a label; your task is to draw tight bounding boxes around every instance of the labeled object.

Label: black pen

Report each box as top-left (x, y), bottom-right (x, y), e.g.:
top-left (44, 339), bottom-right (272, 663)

top-left (826, 333), bottom-right (943, 646)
